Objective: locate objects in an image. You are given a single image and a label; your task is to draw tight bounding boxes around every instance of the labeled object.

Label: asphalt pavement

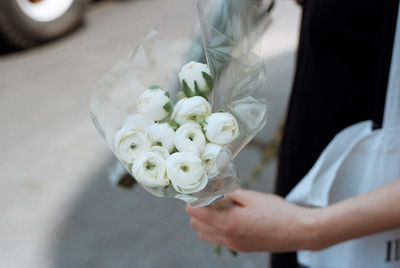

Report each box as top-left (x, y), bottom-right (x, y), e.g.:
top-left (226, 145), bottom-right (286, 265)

top-left (0, 0), bottom-right (300, 267)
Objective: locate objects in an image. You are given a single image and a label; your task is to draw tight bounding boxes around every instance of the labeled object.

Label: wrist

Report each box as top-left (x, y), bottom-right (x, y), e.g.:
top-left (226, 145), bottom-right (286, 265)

top-left (295, 206), bottom-right (327, 251)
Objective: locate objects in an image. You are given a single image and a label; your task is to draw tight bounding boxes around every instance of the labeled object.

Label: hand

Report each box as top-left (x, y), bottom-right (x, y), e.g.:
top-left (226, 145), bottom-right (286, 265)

top-left (186, 189), bottom-right (321, 253)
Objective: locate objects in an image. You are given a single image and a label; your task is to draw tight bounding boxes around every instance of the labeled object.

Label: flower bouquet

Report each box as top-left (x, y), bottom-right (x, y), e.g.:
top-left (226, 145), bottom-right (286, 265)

top-left (90, 0), bottom-right (273, 207)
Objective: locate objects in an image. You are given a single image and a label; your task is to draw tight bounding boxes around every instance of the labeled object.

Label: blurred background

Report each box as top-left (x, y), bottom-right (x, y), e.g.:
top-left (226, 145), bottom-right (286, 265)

top-left (0, 0), bottom-right (300, 267)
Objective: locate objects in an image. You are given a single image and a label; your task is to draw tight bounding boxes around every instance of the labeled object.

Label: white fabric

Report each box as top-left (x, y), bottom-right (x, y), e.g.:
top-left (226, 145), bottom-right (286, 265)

top-left (286, 4), bottom-right (400, 267)
top-left (384, 9), bottom-right (400, 130)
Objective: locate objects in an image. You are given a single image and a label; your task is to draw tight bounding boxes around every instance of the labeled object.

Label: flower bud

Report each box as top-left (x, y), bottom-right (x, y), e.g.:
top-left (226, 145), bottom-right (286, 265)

top-left (179, 61), bottom-right (213, 96)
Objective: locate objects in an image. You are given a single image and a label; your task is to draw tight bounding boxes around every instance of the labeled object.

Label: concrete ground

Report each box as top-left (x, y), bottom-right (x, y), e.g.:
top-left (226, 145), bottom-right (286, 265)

top-left (0, 0), bottom-right (300, 267)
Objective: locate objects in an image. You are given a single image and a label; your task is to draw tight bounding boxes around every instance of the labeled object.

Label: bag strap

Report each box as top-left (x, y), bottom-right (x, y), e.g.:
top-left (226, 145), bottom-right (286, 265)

top-left (372, 0), bottom-right (400, 129)
top-left (383, 1), bottom-right (400, 129)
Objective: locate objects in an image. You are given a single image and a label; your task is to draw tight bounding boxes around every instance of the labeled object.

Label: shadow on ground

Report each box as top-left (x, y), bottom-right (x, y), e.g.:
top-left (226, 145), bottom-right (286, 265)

top-left (50, 157), bottom-right (269, 268)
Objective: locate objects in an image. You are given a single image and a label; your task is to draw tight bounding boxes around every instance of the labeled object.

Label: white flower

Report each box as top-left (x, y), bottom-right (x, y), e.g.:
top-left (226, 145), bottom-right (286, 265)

top-left (132, 151), bottom-right (170, 187)
top-left (147, 123), bottom-right (175, 153)
top-left (114, 114), bottom-right (153, 164)
top-left (179, 61), bottom-right (213, 96)
top-left (114, 126), bottom-right (151, 164)
top-left (204, 112), bottom-right (240, 145)
top-left (166, 152), bottom-right (208, 194)
top-left (174, 123), bottom-right (206, 155)
top-left (171, 96), bottom-right (211, 125)
top-left (148, 146), bottom-right (170, 159)
top-left (201, 143), bottom-right (222, 178)
top-left (137, 86), bottom-right (172, 121)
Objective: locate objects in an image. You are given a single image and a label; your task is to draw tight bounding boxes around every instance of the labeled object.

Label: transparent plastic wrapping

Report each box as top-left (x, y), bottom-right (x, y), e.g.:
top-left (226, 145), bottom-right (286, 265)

top-left (90, 0), bottom-right (273, 207)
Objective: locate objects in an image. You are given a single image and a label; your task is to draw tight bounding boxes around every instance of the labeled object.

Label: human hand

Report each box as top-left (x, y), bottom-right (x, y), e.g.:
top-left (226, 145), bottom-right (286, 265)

top-left (186, 189), bottom-right (321, 253)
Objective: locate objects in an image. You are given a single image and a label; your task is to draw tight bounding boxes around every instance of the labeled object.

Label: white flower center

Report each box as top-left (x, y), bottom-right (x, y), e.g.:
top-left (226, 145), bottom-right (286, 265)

top-left (145, 161), bottom-right (156, 171)
top-left (180, 165), bottom-right (189, 172)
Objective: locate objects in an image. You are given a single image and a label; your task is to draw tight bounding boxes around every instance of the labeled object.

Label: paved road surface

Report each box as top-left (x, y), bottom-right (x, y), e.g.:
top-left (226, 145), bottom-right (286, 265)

top-left (0, 1), bottom-right (300, 267)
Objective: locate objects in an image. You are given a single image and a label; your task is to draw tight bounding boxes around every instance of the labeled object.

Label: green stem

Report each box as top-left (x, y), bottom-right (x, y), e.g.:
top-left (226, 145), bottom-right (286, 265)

top-left (214, 245), bottom-right (222, 256)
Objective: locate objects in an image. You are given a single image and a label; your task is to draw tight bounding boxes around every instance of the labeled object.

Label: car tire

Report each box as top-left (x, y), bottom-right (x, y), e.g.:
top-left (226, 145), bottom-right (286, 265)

top-left (0, 0), bottom-right (88, 49)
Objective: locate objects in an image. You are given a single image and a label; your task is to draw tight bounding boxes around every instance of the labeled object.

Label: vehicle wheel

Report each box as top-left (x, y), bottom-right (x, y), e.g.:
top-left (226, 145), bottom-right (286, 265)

top-left (0, 0), bottom-right (88, 49)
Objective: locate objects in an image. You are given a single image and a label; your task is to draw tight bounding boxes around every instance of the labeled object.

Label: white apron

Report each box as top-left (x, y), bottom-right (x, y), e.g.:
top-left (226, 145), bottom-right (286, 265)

top-left (286, 3), bottom-right (400, 267)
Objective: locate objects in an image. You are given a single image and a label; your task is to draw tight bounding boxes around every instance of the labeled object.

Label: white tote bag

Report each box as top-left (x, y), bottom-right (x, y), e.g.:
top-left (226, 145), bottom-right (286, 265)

top-left (286, 4), bottom-right (400, 268)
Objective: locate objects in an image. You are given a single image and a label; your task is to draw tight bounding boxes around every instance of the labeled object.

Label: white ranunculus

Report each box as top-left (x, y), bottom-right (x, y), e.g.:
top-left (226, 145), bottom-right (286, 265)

top-left (132, 151), bottom-right (170, 187)
top-left (114, 126), bottom-right (151, 164)
top-left (179, 61), bottom-right (213, 96)
top-left (174, 123), bottom-right (206, 155)
top-left (137, 86), bottom-right (172, 121)
top-left (166, 152), bottom-right (208, 194)
top-left (201, 143), bottom-right (222, 178)
top-left (171, 96), bottom-right (211, 125)
top-left (147, 123), bottom-right (175, 153)
top-left (204, 112), bottom-right (240, 145)
top-left (149, 146), bottom-right (170, 160)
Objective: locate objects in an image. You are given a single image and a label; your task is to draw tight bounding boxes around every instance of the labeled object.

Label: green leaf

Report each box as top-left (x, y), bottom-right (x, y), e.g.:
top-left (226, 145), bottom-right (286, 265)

top-left (194, 81), bottom-right (208, 101)
top-left (177, 91), bottom-right (187, 100)
top-left (202, 72), bottom-right (214, 93)
top-left (149, 85), bottom-right (162, 90)
top-left (163, 101), bottom-right (173, 115)
top-left (199, 119), bottom-right (207, 134)
top-left (164, 91), bottom-right (170, 98)
top-left (182, 79), bottom-right (195, 97)
top-left (168, 120), bottom-right (180, 131)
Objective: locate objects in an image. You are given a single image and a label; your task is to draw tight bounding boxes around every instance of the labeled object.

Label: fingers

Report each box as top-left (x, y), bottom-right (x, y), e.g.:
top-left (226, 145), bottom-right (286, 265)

top-left (186, 204), bottom-right (232, 228)
top-left (190, 217), bottom-right (219, 235)
top-left (190, 218), bottom-right (229, 247)
top-left (197, 232), bottom-right (227, 246)
top-left (186, 202), bottom-right (246, 252)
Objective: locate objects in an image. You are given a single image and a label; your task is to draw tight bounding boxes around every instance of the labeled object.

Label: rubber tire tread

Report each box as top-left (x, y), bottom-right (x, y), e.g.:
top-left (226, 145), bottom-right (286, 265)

top-left (0, 0), bottom-right (87, 49)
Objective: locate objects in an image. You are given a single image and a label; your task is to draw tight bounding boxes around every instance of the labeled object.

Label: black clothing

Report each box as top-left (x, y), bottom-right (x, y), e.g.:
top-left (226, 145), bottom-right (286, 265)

top-left (272, 0), bottom-right (399, 267)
